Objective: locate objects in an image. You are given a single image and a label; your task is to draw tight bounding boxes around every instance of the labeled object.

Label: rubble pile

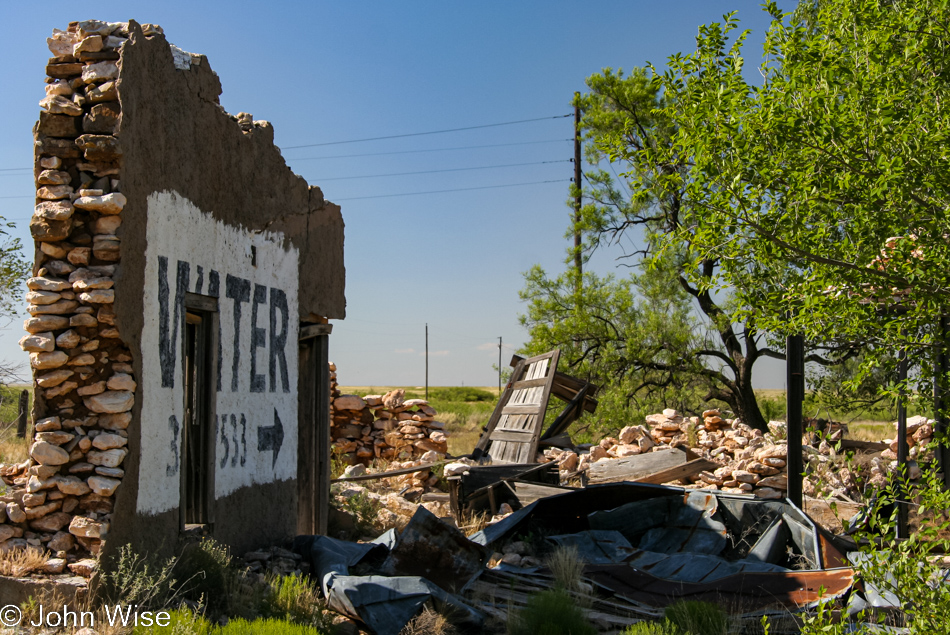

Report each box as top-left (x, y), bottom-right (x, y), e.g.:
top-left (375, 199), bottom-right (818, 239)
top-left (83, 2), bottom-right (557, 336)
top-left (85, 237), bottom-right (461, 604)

top-left (329, 365), bottom-right (449, 465)
top-left (0, 20), bottom-right (146, 572)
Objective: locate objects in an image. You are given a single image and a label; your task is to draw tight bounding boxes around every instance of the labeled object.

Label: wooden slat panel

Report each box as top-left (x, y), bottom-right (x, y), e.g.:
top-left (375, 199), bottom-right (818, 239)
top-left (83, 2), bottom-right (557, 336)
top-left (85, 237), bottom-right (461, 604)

top-left (502, 404), bottom-right (544, 415)
top-left (489, 430), bottom-right (535, 443)
top-left (511, 377), bottom-right (549, 390)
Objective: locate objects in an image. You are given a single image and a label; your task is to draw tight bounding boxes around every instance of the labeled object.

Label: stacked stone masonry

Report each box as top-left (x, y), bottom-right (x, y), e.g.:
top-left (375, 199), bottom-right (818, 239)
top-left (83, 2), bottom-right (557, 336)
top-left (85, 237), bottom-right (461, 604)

top-left (0, 20), bottom-right (150, 574)
top-left (329, 363), bottom-right (449, 465)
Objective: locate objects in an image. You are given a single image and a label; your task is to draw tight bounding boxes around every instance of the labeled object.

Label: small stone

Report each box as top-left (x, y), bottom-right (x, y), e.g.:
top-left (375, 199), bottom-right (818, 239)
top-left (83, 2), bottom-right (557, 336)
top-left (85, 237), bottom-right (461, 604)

top-left (28, 276), bottom-right (71, 292)
top-left (47, 531), bottom-right (74, 552)
top-left (24, 500), bottom-right (61, 520)
top-left (28, 299), bottom-right (78, 315)
top-left (35, 416), bottom-right (62, 432)
top-left (72, 276), bottom-right (113, 291)
top-left (68, 558), bottom-right (98, 577)
top-left (26, 290), bottom-right (62, 306)
top-left (67, 247), bottom-right (91, 265)
top-left (75, 134), bottom-right (121, 162)
top-left (41, 558), bottom-right (67, 574)
top-left (98, 412), bottom-right (131, 430)
top-left (92, 433), bottom-right (127, 450)
top-left (77, 381), bottom-right (106, 397)
top-left (87, 476), bottom-right (121, 496)
top-left (40, 242), bottom-right (68, 259)
top-left (84, 390), bottom-right (132, 413)
top-left (31, 351), bottom-right (68, 369)
top-left (95, 466), bottom-right (124, 478)
top-left (334, 395), bottom-right (367, 410)
top-left (19, 331), bottom-right (55, 353)
top-left (31, 512), bottom-right (72, 533)
top-left (73, 192), bottom-right (126, 214)
top-left (81, 61), bottom-right (119, 83)
top-left (87, 448), bottom-right (127, 468)
top-left (36, 431), bottom-right (74, 445)
top-left (68, 354), bottom-right (96, 367)
top-left (74, 35), bottom-right (104, 55)
top-left (56, 475), bottom-right (92, 496)
top-left (79, 289), bottom-right (115, 304)
top-left (69, 516), bottom-right (108, 539)
top-left (69, 463), bottom-right (95, 475)
top-left (39, 95), bottom-right (83, 116)
top-left (36, 184), bottom-right (74, 200)
top-left (31, 441), bottom-right (70, 465)
top-left (45, 381), bottom-right (78, 399)
top-left (92, 237), bottom-right (120, 261)
top-left (93, 215), bottom-right (121, 234)
top-left (36, 369), bottom-right (77, 390)
top-left (754, 487), bottom-right (785, 500)
top-left (70, 314), bottom-right (98, 327)
top-left (86, 80), bottom-right (117, 103)
top-left (37, 169), bottom-right (71, 185)
top-left (25, 315), bottom-right (69, 333)
top-left (6, 503), bottom-right (26, 523)
top-left (55, 329), bottom-right (81, 349)
top-left (105, 373), bottom-right (136, 392)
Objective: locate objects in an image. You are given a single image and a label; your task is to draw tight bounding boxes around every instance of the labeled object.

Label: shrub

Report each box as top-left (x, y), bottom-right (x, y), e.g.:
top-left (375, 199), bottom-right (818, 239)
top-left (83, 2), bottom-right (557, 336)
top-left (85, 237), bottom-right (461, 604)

top-left (174, 538), bottom-right (237, 612)
top-left (508, 588), bottom-right (596, 635)
top-left (262, 573), bottom-right (331, 629)
top-left (664, 601), bottom-right (728, 635)
top-left (96, 543), bottom-right (180, 611)
top-left (621, 621), bottom-right (679, 635)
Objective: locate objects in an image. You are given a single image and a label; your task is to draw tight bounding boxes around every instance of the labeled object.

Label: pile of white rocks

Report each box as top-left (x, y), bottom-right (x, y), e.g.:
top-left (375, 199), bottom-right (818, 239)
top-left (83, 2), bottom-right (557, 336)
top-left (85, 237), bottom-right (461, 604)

top-left (541, 408), bottom-right (791, 499)
top-left (0, 20), bottom-right (145, 574)
top-left (329, 369), bottom-right (449, 465)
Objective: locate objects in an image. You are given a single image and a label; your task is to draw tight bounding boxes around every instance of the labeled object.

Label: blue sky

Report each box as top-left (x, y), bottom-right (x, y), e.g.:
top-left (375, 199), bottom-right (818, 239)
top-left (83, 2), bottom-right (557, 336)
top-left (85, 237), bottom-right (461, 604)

top-left (0, 1), bottom-right (790, 388)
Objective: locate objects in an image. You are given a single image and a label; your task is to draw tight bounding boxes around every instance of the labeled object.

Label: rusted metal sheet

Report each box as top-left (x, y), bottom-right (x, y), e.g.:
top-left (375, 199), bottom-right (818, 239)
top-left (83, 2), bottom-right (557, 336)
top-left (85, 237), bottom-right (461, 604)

top-left (585, 563), bottom-right (855, 613)
top-left (380, 506), bottom-right (488, 593)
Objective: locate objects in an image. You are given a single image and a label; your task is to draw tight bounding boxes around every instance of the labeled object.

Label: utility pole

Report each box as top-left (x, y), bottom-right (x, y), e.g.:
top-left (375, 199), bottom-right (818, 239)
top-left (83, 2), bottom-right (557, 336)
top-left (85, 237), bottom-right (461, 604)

top-left (573, 92), bottom-right (583, 279)
top-left (425, 323), bottom-right (429, 401)
top-left (498, 336), bottom-right (502, 394)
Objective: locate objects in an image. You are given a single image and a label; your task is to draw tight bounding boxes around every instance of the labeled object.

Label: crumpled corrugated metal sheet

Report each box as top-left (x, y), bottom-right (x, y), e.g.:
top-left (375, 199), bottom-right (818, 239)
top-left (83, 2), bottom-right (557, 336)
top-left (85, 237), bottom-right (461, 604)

top-left (584, 563), bottom-right (855, 613)
top-left (294, 509), bottom-right (484, 635)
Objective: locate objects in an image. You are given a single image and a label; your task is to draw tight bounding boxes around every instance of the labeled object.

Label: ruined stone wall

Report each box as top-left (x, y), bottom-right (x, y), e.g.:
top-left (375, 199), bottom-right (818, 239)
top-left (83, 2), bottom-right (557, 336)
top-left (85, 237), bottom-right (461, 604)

top-left (0, 19), bottom-right (345, 570)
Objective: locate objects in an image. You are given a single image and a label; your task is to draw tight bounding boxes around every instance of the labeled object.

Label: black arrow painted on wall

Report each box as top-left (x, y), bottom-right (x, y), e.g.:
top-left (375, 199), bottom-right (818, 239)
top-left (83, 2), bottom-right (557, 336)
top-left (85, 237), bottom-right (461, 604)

top-left (257, 408), bottom-right (284, 469)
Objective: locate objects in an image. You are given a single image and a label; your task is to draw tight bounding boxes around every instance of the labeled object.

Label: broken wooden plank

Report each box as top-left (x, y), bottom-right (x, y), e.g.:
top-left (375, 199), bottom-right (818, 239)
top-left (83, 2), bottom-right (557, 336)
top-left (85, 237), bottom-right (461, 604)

top-left (634, 458), bottom-right (719, 485)
top-left (507, 480), bottom-right (575, 505)
top-left (588, 448), bottom-right (689, 484)
top-left (331, 462), bottom-right (438, 483)
top-left (840, 439), bottom-right (888, 452)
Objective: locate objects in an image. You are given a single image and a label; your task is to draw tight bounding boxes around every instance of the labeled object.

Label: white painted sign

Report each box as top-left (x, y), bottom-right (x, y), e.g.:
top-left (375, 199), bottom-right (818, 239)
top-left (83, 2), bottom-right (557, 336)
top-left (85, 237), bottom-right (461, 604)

top-left (138, 190), bottom-right (299, 515)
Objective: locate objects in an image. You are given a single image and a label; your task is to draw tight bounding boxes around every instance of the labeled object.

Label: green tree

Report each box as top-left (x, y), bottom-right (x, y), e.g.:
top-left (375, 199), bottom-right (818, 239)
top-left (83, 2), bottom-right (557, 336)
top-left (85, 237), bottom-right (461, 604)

top-left (629, 0), bottom-right (950, 385)
top-left (522, 67), bottom-right (855, 431)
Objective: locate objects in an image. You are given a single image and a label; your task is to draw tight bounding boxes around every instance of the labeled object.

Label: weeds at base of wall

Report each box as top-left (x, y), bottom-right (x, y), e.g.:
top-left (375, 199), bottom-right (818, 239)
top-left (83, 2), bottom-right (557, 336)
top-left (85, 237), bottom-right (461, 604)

top-left (0, 546), bottom-right (48, 577)
top-left (85, 538), bottom-right (335, 633)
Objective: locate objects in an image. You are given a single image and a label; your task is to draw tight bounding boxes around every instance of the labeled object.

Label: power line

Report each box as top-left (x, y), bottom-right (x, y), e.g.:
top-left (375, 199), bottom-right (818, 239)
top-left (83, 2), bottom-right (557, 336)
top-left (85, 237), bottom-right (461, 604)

top-left (283, 114), bottom-right (572, 149)
top-left (334, 179), bottom-right (566, 201)
top-left (0, 167), bottom-right (31, 173)
top-left (316, 159), bottom-right (569, 181)
top-left (287, 138), bottom-right (571, 161)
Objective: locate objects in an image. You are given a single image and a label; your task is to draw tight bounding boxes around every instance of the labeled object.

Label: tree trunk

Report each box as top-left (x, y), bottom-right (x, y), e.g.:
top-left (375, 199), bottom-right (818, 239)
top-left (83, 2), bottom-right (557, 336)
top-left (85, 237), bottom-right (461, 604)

top-left (731, 377), bottom-right (768, 432)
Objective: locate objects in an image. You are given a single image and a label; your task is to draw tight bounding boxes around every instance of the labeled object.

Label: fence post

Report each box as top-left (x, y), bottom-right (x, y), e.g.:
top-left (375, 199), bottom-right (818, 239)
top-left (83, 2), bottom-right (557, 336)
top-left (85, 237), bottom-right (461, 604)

top-left (15, 389), bottom-right (28, 438)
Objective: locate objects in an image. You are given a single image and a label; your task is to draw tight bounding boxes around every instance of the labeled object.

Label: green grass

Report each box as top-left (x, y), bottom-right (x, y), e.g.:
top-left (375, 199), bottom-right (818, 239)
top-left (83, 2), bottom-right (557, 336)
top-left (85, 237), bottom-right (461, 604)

top-left (0, 384), bottom-right (30, 465)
